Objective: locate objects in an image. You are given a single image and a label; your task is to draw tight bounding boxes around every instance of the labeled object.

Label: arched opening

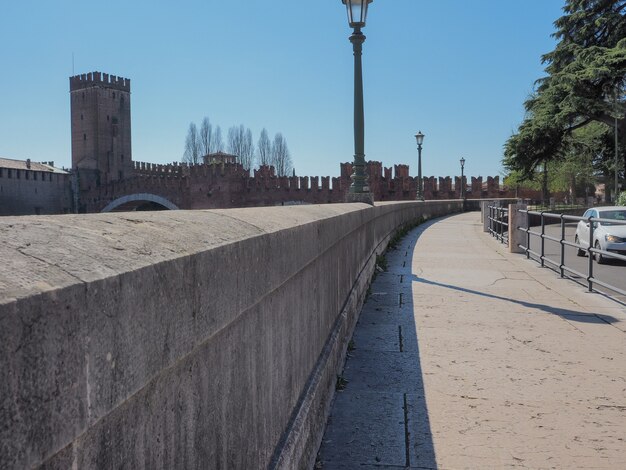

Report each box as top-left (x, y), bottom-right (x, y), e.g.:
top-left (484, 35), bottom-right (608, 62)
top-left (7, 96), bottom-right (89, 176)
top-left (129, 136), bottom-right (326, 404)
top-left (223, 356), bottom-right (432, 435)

top-left (101, 193), bottom-right (180, 212)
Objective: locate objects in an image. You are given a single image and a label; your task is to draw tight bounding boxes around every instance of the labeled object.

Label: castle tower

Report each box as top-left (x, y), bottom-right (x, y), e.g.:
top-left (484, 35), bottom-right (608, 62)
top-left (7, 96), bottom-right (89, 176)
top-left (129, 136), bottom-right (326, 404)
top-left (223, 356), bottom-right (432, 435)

top-left (70, 71), bottom-right (132, 190)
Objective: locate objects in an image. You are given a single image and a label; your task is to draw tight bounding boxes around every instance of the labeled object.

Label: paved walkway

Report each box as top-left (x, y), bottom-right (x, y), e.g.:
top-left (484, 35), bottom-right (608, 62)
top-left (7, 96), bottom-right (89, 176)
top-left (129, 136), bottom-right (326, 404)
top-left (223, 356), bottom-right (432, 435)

top-left (316, 212), bottom-right (626, 469)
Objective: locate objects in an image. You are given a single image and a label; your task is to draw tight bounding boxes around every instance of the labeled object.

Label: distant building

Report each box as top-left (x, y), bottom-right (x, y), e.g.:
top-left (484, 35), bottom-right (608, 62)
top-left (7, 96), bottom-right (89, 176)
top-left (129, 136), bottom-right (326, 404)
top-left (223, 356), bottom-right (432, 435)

top-left (203, 152), bottom-right (238, 165)
top-left (70, 71), bottom-right (132, 198)
top-left (1, 71), bottom-right (520, 216)
top-left (0, 157), bottom-right (72, 215)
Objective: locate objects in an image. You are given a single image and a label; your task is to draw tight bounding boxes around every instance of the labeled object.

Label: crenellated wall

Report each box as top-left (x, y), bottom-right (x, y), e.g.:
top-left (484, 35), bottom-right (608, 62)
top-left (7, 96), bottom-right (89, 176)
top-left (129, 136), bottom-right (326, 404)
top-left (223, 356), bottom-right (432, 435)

top-left (69, 71), bottom-right (131, 92)
top-left (0, 168), bottom-right (72, 215)
top-left (79, 161), bottom-right (515, 213)
top-left (0, 201), bottom-right (462, 469)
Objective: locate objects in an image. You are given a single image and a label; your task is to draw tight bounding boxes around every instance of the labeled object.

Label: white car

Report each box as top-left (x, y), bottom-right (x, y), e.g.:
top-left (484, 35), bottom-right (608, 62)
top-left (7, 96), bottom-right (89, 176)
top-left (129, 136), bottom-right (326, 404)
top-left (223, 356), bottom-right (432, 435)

top-left (575, 206), bottom-right (626, 264)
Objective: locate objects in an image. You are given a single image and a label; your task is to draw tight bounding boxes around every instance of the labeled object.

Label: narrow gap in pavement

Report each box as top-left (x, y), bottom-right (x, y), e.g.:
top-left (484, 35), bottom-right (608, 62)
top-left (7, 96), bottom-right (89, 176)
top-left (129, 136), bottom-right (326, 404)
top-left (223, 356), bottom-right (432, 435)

top-left (403, 393), bottom-right (411, 468)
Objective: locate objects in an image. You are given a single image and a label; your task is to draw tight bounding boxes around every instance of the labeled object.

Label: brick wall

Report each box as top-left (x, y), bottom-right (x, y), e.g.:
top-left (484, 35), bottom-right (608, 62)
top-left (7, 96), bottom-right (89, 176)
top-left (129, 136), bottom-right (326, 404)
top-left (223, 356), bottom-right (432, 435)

top-left (0, 169), bottom-right (72, 215)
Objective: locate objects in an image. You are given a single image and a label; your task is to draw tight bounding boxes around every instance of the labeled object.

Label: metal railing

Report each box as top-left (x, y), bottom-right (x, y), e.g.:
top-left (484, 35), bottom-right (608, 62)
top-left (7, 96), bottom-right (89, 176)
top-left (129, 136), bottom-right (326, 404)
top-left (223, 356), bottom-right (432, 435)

top-left (517, 209), bottom-right (626, 297)
top-left (488, 204), bottom-right (509, 244)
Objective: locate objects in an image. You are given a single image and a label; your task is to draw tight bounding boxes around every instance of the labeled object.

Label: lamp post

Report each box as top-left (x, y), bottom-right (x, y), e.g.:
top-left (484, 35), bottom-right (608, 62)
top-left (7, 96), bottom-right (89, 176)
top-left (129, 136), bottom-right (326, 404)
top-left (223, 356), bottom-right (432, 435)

top-left (460, 157), bottom-right (466, 211)
top-left (342, 0), bottom-right (373, 203)
top-left (415, 131), bottom-right (424, 201)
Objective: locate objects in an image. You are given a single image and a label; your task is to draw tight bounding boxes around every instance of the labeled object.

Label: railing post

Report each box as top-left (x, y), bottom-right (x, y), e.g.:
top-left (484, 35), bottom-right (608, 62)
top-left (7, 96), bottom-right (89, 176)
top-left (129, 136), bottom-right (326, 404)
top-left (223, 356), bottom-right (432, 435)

top-left (559, 215), bottom-right (565, 278)
top-left (482, 201), bottom-right (490, 232)
top-left (526, 210), bottom-right (530, 259)
top-left (495, 206), bottom-right (499, 240)
top-left (587, 217), bottom-right (594, 292)
top-left (540, 211), bottom-right (546, 268)
top-left (508, 204), bottom-right (527, 253)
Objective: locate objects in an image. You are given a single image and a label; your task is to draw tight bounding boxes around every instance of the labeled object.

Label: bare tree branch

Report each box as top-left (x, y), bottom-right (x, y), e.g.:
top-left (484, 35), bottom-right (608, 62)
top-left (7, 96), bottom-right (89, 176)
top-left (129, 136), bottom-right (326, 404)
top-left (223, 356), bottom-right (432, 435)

top-left (228, 125), bottom-right (255, 171)
top-left (214, 126), bottom-right (224, 152)
top-left (199, 117), bottom-right (216, 156)
top-left (271, 133), bottom-right (293, 177)
top-left (183, 122), bottom-right (201, 164)
top-left (257, 128), bottom-right (272, 166)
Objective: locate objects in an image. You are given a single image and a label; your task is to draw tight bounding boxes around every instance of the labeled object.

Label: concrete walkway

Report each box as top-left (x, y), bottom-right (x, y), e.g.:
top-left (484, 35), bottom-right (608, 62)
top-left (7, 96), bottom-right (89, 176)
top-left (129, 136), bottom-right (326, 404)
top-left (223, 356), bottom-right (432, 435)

top-left (316, 212), bottom-right (626, 469)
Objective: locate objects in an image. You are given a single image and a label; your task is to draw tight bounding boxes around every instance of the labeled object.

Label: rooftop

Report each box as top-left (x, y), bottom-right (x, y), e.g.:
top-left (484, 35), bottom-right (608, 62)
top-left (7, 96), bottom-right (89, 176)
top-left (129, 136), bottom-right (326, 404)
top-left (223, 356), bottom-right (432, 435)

top-left (0, 157), bottom-right (69, 174)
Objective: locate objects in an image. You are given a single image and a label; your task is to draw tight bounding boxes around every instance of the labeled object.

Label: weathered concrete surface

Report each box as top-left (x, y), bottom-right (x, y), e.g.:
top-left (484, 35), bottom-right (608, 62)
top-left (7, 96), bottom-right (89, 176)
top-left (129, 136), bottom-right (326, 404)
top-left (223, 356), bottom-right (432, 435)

top-left (318, 212), bottom-right (626, 469)
top-left (0, 201), bottom-right (461, 469)
top-left (509, 203), bottom-right (527, 253)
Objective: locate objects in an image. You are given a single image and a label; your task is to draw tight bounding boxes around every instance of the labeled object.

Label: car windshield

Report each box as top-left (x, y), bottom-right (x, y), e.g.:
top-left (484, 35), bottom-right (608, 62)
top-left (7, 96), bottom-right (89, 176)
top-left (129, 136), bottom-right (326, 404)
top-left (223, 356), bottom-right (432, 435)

top-left (598, 210), bottom-right (626, 226)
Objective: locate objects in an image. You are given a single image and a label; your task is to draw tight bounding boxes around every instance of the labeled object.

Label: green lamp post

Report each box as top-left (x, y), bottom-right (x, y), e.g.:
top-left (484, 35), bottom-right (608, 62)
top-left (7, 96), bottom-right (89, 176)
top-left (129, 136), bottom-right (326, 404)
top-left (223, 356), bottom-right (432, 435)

top-left (460, 157), bottom-right (466, 211)
top-left (342, 0), bottom-right (373, 203)
top-left (415, 131), bottom-right (424, 200)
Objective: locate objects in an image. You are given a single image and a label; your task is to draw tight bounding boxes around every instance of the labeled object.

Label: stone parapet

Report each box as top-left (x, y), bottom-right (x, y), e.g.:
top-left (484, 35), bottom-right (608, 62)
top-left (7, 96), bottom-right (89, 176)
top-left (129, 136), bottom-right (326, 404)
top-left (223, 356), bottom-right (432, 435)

top-left (0, 201), bottom-right (462, 469)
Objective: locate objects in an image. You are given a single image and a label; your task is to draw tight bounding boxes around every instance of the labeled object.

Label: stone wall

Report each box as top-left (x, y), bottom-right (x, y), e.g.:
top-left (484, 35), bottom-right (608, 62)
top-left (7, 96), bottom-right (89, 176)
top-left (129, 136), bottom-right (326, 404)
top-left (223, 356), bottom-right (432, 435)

top-left (0, 169), bottom-right (72, 215)
top-left (80, 161), bottom-right (516, 213)
top-left (0, 201), bottom-right (462, 469)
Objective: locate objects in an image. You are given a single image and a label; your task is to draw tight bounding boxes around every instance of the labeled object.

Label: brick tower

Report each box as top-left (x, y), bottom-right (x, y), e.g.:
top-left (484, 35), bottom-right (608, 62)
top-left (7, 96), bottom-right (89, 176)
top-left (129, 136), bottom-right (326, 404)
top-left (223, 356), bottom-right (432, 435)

top-left (70, 71), bottom-right (132, 190)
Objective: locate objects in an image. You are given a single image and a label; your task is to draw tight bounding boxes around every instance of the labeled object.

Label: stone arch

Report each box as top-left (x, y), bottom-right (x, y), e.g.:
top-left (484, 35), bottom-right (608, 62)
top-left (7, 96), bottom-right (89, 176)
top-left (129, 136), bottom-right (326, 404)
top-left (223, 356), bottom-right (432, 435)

top-left (101, 193), bottom-right (180, 212)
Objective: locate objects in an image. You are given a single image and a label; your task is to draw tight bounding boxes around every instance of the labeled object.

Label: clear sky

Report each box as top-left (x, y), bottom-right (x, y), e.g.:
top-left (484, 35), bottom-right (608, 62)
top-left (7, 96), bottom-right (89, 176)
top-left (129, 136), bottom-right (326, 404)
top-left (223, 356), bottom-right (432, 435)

top-left (0, 0), bottom-right (565, 179)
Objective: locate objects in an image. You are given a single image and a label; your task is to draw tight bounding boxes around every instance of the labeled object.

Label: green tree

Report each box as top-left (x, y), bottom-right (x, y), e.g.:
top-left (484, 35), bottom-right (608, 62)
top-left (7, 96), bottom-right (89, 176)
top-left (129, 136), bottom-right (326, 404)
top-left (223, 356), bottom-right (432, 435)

top-left (504, 0), bottom-right (626, 184)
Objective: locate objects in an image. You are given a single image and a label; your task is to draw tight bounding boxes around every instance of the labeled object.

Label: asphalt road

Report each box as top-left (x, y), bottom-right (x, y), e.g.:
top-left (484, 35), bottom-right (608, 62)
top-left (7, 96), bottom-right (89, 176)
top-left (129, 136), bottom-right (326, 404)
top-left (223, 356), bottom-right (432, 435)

top-left (523, 223), bottom-right (626, 302)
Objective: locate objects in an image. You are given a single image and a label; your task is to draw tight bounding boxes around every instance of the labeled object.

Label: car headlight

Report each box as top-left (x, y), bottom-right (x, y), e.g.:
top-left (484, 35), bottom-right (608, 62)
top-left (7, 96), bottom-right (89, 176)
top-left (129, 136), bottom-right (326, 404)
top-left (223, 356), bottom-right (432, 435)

top-left (605, 235), bottom-right (625, 243)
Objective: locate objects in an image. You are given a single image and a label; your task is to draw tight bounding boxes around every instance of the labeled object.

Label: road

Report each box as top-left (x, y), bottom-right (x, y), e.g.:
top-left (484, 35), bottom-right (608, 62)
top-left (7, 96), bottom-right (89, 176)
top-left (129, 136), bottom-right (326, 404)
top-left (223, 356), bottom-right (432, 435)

top-left (524, 223), bottom-right (626, 302)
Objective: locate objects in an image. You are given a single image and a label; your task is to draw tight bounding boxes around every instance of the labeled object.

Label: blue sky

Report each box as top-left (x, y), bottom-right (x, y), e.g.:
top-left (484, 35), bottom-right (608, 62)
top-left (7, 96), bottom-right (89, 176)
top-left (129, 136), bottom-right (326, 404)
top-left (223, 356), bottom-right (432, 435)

top-left (0, 1), bottom-right (564, 179)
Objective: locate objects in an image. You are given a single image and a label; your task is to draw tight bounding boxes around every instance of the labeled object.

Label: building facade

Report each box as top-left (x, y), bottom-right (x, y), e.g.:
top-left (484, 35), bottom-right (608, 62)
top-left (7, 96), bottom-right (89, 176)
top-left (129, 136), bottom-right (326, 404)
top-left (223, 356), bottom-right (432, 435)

top-left (203, 152), bottom-right (238, 165)
top-left (0, 158), bottom-right (72, 215)
top-left (70, 72), bottom-right (132, 199)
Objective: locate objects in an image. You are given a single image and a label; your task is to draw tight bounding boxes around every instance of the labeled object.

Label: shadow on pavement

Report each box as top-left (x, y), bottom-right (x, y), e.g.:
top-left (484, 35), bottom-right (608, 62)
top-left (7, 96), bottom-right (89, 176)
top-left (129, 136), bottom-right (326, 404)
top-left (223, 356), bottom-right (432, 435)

top-left (317, 221), bottom-right (438, 469)
top-left (412, 276), bottom-right (620, 325)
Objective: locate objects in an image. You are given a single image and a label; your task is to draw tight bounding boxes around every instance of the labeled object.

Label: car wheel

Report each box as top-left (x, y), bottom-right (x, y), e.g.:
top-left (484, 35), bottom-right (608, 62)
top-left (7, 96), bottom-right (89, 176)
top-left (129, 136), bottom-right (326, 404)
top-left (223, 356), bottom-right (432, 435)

top-left (575, 235), bottom-right (585, 257)
top-left (594, 240), bottom-right (605, 264)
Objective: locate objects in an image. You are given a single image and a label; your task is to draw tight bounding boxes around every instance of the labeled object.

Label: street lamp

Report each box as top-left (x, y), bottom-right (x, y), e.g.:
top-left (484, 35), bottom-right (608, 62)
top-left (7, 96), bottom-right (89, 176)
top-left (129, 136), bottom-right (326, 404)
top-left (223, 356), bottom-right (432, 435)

top-left (342, 0), bottom-right (373, 203)
top-left (460, 157), bottom-right (466, 211)
top-left (415, 131), bottom-right (425, 200)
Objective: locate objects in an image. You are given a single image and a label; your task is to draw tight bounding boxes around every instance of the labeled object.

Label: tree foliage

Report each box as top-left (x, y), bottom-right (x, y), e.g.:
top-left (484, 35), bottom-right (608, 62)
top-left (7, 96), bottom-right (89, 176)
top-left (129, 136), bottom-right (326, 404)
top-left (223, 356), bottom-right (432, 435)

top-left (504, 0), bottom-right (626, 182)
top-left (506, 122), bottom-right (609, 199)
